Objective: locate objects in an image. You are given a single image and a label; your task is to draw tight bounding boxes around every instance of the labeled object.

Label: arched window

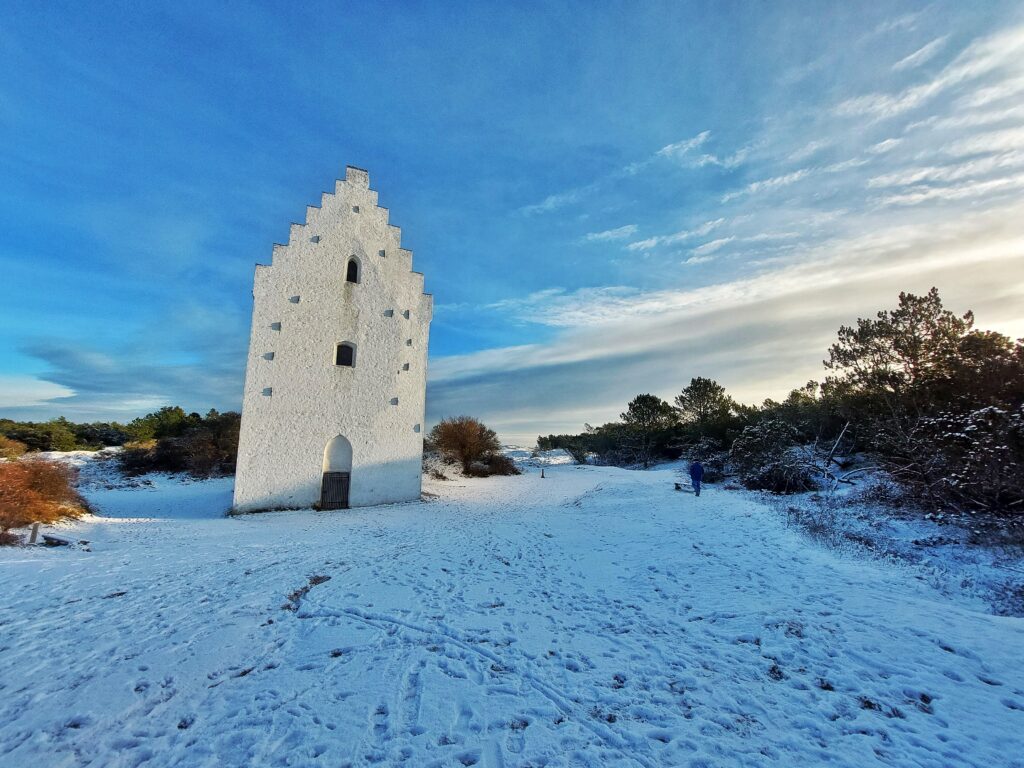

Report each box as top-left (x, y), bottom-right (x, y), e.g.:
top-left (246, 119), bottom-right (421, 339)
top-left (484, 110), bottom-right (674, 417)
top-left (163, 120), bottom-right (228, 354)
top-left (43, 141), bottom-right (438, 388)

top-left (336, 342), bottom-right (356, 367)
top-left (346, 258), bottom-right (360, 284)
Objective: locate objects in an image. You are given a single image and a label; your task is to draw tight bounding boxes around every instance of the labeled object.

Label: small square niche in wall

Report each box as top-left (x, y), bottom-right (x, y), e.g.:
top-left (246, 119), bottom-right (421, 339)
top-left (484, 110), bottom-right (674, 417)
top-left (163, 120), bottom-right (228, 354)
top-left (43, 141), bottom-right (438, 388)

top-left (352, 205), bottom-right (360, 213)
top-left (402, 363), bottom-right (410, 371)
top-left (402, 310), bottom-right (410, 319)
top-left (406, 338), bottom-right (413, 346)
top-left (263, 352), bottom-right (275, 361)
top-left (384, 309), bottom-right (394, 317)
top-left (270, 322), bottom-right (282, 331)
top-left (289, 295), bottom-right (300, 304)
top-left (310, 235), bottom-right (320, 243)
top-left (390, 397), bottom-right (399, 405)
top-left (262, 387), bottom-right (273, 397)
top-left (413, 424), bottom-right (421, 433)
top-left (379, 249), bottom-right (386, 258)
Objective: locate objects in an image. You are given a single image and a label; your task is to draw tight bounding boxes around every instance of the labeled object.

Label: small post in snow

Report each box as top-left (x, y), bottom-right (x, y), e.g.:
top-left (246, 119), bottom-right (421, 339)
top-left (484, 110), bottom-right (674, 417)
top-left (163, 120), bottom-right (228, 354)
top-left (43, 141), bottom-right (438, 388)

top-left (28, 523), bottom-right (40, 545)
top-left (541, 467), bottom-right (545, 479)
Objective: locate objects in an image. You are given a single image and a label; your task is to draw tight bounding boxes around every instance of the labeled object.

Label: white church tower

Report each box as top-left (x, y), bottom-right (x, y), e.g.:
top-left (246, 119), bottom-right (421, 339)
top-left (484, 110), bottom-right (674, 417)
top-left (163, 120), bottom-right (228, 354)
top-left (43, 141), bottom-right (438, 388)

top-left (233, 166), bottom-right (432, 513)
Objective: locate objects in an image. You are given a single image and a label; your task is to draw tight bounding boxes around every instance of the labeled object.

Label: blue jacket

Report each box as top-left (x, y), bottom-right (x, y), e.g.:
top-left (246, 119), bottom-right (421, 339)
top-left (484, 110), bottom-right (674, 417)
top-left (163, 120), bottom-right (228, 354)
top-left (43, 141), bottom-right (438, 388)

top-left (689, 461), bottom-right (704, 482)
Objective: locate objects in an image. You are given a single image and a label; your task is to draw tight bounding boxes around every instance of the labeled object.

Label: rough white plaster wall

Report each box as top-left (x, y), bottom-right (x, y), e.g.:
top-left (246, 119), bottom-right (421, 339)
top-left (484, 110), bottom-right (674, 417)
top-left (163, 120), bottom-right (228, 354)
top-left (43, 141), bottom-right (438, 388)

top-left (233, 166), bottom-right (432, 512)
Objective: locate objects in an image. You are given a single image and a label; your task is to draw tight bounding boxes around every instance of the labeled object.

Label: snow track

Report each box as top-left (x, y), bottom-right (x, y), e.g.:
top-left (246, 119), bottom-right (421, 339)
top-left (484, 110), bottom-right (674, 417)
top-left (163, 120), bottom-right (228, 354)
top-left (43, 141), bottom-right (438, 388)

top-left (1, 463), bottom-right (1022, 767)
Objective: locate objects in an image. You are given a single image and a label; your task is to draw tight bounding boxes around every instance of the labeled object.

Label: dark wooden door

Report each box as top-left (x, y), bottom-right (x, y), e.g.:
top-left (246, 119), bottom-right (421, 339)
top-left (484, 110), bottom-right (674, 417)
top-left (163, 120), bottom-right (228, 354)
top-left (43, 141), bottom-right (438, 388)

top-left (320, 472), bottom-right (350, 510)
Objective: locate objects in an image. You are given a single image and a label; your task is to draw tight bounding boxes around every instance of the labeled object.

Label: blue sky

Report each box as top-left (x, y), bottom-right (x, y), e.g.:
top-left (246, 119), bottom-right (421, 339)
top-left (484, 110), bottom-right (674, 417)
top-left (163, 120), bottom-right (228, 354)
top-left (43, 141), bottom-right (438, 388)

top-left (2, 1), bottom-right (1024, 443)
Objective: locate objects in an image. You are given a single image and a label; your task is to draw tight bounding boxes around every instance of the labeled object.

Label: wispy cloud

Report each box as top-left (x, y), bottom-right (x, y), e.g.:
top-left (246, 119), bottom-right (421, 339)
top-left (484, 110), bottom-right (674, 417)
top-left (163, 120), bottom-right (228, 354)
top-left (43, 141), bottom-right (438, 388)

top-left (519, 187), bottom-right (585, 216)
top-left (957, 74), bottom-right (1024, 108)
top-left (868, 138), bottom-right (903, 154)
top-left (584, 224), bottom-right (637, 242)
top-left (868, 151), bottom-right (1024, 188)
top-left (656, 130), bottom-right (711, 160)
top-left (872, 11), bottom-right (926, 36)
top-left (690, 237), bottom-right (735, 257)
top-left (722, 169), bottom-right (810, 202)
top-left (683, 254), bottom-right (716, 265)
top-left (626, 218), bottom-right (726, 252)
top-left (788, 139), bottom-right (831, 162)
top-left (836, 25), bottom-right (1024, 120)
top-left (892, 35), bottom-right (949, 71)
top-left (944, 126), bottom-right (1024, 157)
top-left (876, 171), bottom-right (1024, 206)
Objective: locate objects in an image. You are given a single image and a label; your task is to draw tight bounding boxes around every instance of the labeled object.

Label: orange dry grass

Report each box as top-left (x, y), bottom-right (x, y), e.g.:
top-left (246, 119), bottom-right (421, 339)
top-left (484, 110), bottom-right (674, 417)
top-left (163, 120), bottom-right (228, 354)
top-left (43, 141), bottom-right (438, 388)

top-left (0, 435), bottom-right (27, 459)
top-left (0, 459), bottom-right (88, 542)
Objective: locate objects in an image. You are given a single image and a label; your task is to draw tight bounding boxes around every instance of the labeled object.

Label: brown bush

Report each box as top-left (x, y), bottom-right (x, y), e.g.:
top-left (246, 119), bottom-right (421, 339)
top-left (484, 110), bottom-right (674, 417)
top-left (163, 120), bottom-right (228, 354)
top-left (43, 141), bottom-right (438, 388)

top-left (480, 453), bottom-right (520, 476)
top-left (428, 416), bottom-right (502, 472)
top-left (0, 436), bottom-right (28, 459)
top-left (0, 459), bottom-right (88, 543)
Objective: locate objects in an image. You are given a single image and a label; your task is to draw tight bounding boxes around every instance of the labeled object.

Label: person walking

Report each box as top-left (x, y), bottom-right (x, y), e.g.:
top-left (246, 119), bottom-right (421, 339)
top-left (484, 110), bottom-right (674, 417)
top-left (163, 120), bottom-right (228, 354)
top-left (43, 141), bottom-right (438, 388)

top-left (689, 460), bottom-right (704, 497)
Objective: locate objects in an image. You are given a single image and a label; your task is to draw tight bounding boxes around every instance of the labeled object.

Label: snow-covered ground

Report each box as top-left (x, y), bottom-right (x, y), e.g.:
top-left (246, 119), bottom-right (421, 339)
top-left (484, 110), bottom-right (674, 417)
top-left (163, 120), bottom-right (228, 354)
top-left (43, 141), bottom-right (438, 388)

top-left (2, 458), bottom-right (1023, 767)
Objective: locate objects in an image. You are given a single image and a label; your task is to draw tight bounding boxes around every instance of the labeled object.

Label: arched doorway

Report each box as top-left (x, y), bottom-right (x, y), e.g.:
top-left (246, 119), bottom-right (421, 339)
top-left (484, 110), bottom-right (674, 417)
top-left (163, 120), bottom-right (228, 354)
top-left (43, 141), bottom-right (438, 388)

top-left (321, 435), bottom-right (353, 509)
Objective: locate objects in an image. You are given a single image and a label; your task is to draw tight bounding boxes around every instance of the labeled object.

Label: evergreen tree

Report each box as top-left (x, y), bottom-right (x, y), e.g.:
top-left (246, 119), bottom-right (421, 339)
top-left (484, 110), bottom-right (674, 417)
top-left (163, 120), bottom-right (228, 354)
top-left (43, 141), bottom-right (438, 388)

top-left (621, 394), bottom-right (677, 468)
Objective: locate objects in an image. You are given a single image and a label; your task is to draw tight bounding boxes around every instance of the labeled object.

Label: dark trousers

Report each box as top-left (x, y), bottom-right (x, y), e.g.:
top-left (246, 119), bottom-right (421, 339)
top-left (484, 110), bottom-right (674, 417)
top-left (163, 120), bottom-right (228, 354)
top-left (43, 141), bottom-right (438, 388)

top-left (692, 479), bottom-right (701, 496)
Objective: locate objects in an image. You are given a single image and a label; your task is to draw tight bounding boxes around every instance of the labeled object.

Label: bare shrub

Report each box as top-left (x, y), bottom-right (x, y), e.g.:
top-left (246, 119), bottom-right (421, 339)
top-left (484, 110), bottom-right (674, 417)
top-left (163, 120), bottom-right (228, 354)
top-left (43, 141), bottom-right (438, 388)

top-left (0, 459), bottom-right (88, 543)
top-left (785, 500), bottom-right (843, 548)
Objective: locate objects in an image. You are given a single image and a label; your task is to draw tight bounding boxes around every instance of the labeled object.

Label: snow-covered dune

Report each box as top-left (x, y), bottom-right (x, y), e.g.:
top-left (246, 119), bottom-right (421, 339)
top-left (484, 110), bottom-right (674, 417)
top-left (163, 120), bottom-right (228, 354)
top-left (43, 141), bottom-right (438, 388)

top-left (1, 462), bottom-right (1021, 767)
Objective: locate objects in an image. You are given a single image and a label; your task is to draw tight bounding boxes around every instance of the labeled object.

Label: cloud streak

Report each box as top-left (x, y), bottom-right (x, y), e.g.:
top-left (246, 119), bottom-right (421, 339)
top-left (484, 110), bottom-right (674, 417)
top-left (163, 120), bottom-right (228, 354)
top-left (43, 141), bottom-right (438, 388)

top-left (892, 35), bottom-right (949, 71)
top-left (584, 224), bottom-right (637, 242)
top-left (836, 25), bottom-right (1024, 120)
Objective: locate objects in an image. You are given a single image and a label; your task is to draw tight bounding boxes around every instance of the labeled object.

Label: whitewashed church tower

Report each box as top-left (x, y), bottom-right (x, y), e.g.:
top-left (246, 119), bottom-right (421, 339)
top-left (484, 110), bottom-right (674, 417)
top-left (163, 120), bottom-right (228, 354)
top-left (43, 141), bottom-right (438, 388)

top-left (233, 166), bottom-right (432, 513)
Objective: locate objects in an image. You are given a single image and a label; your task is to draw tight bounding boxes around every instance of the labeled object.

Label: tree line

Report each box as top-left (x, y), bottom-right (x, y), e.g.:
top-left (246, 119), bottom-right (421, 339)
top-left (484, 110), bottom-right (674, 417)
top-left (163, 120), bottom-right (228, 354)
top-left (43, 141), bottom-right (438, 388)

top-left (1, 407), bottom-right (241, 478)
top-left (537, 289), bottom-right (1024, 514)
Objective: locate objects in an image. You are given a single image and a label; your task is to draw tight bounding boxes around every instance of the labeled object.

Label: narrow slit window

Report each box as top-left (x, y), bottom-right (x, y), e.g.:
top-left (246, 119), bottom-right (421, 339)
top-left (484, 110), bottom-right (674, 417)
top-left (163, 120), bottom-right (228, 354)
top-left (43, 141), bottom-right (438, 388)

top-left (335, 342), bottom-right (356, 367)
top-left (346, 258), bottom-right (360, 284)
top-left (379, 249), bottom-right (386, 258)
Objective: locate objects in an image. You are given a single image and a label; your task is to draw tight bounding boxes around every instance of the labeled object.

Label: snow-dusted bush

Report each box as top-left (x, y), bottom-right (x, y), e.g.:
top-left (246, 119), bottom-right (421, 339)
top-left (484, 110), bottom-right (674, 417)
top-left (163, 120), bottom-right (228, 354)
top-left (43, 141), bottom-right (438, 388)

top-left (0, 459), bottom-right (88, 544)
top-left (730, 419), bottom-right (816, 494)
top-left (681, 437), bottom-right (728, 482)
top-left (902, 406), bottom-right (1024, 513)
